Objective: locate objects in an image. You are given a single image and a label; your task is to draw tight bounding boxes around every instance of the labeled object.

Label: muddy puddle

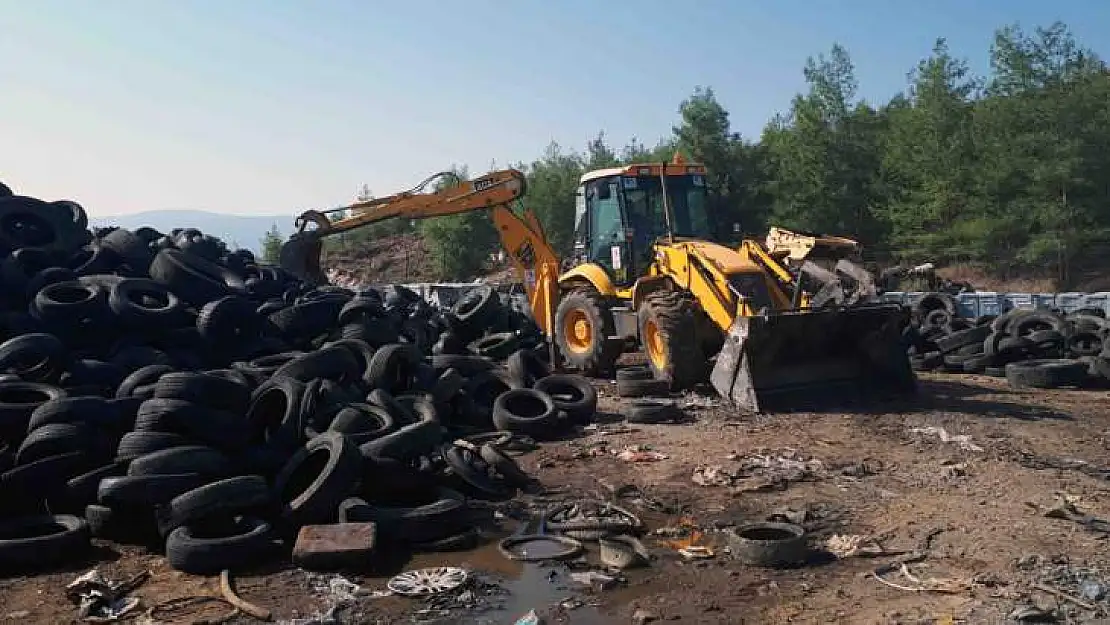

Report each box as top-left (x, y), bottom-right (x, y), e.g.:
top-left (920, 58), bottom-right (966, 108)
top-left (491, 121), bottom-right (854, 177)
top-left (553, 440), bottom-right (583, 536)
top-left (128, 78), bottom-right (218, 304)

top-left (362, 526), bottom-right (651, 624)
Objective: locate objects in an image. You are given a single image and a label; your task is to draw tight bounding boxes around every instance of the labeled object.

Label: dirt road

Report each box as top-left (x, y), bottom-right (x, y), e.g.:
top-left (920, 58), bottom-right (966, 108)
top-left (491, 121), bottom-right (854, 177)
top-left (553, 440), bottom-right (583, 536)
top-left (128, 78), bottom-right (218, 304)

top-left (3, 373), bottom-right (1109, 624)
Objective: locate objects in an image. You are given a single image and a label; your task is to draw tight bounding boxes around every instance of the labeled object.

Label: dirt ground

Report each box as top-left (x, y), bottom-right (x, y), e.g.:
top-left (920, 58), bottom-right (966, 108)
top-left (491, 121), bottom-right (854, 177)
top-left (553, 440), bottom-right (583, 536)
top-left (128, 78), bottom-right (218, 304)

top-left (3, 372), bottom-right (1110, 624)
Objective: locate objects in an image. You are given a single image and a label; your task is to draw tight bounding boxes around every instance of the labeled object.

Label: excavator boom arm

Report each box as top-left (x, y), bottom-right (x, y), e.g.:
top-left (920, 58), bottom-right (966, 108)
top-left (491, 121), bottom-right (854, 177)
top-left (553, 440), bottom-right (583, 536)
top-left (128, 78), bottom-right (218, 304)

top-left (294, 169), bottom-right (527, 237)
top-left (281, 169), bottom-right (529, 286)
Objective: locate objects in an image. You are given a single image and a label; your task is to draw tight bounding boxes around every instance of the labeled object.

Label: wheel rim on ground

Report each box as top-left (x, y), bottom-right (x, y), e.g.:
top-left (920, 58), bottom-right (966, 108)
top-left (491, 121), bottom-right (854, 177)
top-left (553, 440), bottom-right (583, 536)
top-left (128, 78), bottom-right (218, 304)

top-left (642, 318), bottom-right (667, 370)
top-left (563, 309), bottom-right (593, 354)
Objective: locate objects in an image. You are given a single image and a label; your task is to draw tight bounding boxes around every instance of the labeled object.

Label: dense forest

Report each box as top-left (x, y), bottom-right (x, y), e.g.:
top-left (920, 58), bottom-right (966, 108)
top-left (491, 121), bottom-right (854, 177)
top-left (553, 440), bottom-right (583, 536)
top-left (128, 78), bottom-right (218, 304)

top-left (314, 22), bottom-right (1110, 289)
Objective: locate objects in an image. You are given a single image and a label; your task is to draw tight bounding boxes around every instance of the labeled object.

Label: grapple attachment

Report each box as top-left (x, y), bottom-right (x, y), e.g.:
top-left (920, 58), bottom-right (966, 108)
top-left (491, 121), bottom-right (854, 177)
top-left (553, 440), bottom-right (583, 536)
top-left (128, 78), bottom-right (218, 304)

top-left (710, 303), bottom-right (914, 413)
top-left (279, 232), bottom-right (327, 286)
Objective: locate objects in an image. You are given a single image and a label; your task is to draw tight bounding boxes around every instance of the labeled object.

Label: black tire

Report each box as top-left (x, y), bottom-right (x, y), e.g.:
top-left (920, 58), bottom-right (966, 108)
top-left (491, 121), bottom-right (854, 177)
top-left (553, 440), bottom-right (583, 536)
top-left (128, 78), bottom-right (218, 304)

top-left (28, 396), bottom-right (122, 431)
top-left (934, 325), bottom-right (991, 355)
top-left (115, 364), bottom-right (174, 400)
top-left (196, 295), bottom-right (259, 344)
top-left (99, 228), bottom-right (154, 271)
top-left (913, 292), bottom-right (958, 318)
top-left (441, 444), bottom-right (512, 500)
top-left (149, 249), bottom-right (245, 306)
top-left (127, 445), bottom-right (234, 478)
top-left (616, 374), bottom-right (669, 398)
top-left (625, 399), bottom-right (684, 424)
top-left (358, 419), bottom-right (443, 461)
top-left (16, 422), bottom-right (102, 465)
top-left (116, 431), bottom-right (190, 459)
top-left (1, 451), bottom-right (93, 501)
top-left (470, 332), bottom-right (519, 360)
top-left (327, 403), bottom-right (396, 444)
top-left (338, 487), bottom-right (468, 543)
top-left (161, 475), bottom-right (272, 534)
top-left (134, 399), bottom-right (252, 450)
top-left (1012, 311), bottom-right (1069, 338)
top-left (983, 365), bottom-right (1007, 378)
top-left (153, 372), bottom-right (252, 414)
top-left (325, 338), bottom-right (377, 379)
top-left (273, 432), bottom-right (362, 528)
top-left (31, 281), bottom-right (110, 328)
top-left (452, 286), bottom-right (499, 338)
top-left (505, 349), bottom-right (550, 389)
top-left (0, 381), bottom-right (67, 435)
top-left (0, 514), bottom-right (89, 571)
top-left (429, 354), bottom-right (494, 376)
top-left (961, 354), bottom-right (993, 374)
top-left (1005, 359), bottom-right (1087, 389)
top-left (165, 516), bottom-right (275, 575)
top-left (267, 299), bottom-right (344, 339)
top-left (637, 292), bottom-right (704, 390)
top-left (533, 374), bottom-right (597, 423)
top-left (431, 368), bottom-right (466, 403)
top-left (97, 473), bottom-right (208, 507)
top-left (64, 461), bottom-right (130, 509)
top-left (479, 443), bottom-right (531, 488)
top-left (554, 289), bottom-right (618, 376)
top-left (492, 389), bottom-right (559, 438)
top-left (246, 377), bottom-right (306, 450)
top-left (108, 278), bottom-right (187, 328)
top-left (272, 346), bottom-right (360, 385)
top-left (922, 309), bottom-right (952, 329)
top-left (459, 371), bottom-right (511, 426)
top-left (0, 333), bottom-right (68, 383)
top-left (365, 343), bottom-right (422, 394)
top-left (1068, 330), bottom-right (1103, 357)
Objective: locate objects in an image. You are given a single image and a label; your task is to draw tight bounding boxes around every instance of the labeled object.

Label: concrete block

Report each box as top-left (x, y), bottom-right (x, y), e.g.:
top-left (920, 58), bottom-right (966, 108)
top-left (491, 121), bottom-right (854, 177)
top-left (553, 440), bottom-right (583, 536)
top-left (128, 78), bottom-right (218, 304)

top-left (292, 522), bottom-right (377, 571)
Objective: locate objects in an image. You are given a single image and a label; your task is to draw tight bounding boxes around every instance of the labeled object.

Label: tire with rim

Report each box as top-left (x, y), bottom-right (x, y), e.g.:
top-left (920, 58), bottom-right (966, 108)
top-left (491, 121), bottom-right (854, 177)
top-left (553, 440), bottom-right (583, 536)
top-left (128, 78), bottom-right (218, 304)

top-left (554, 289), bottom-right (617, 377)
top-left (637, 291), bottom-right (704, 390)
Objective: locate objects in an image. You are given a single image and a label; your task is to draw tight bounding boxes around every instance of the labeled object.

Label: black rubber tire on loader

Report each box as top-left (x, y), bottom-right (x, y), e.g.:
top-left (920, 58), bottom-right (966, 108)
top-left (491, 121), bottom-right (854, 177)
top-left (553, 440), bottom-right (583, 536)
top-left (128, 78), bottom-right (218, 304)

top-left (553, 290), bottom-right (618, 377)
top-left (637, 292), bottom-right (704, 390)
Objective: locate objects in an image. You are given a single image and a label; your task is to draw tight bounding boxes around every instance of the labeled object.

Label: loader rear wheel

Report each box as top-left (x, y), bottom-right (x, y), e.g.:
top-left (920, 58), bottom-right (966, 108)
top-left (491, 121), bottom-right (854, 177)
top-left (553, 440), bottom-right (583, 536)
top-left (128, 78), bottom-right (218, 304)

top-left (554, 290), bottom-right (618, 377)
top-left (637, 292), bottom-right (704, 390)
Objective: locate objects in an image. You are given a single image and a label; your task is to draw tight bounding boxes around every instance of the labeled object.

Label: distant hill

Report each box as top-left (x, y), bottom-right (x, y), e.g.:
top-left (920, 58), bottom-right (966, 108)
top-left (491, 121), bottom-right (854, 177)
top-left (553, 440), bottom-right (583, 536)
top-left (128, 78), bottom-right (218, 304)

top-left (90, 210), bottom-right (294, 253)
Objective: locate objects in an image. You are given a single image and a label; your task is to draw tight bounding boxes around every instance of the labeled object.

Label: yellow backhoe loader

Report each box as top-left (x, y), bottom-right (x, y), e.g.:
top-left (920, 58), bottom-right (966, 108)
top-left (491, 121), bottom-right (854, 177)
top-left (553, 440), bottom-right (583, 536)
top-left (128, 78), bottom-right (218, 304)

top-left (280, 157), bottom-right (914, 412)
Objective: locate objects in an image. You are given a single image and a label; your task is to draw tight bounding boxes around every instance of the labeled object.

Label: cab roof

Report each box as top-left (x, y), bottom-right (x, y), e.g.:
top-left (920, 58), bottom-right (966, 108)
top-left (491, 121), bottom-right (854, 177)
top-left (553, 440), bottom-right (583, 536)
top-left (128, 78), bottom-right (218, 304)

top-left (579, 161), bottom-right (707, 185)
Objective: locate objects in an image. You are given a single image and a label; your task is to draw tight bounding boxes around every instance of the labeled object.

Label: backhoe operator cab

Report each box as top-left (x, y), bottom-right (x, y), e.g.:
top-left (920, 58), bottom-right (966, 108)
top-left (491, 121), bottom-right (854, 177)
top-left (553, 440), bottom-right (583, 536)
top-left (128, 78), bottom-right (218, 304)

top-left (571, 162), bottom-right (713, 285)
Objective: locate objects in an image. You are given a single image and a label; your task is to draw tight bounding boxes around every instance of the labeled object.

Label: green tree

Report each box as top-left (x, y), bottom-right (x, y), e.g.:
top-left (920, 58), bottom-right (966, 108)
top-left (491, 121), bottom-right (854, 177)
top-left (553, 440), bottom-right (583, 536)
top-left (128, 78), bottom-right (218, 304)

top-left (418, 165), bottom-right (500, 280)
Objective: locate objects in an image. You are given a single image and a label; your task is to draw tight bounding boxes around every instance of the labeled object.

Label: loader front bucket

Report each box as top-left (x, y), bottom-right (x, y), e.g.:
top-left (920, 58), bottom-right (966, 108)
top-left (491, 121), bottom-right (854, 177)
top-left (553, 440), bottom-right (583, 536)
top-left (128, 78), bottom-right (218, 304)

top-left (709, 303), bottom-right (914, 413)
top-left (279, 232), bottom-right (328, 286)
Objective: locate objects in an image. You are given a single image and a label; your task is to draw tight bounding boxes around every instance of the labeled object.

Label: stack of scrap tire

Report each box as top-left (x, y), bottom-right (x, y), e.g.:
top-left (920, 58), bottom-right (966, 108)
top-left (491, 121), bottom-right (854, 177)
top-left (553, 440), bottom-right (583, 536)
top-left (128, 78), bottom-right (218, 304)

top-left (904, 291), bottom-right (1109, 390)
top-left (0, 183), bottom-right (597, 575)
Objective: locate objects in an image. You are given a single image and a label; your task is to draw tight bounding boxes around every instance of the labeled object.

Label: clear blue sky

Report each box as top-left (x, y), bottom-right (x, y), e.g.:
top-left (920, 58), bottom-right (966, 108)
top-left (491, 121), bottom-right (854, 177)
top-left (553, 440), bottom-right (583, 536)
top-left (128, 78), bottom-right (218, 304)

top-left (1, 0), bottom-right (1106, 218)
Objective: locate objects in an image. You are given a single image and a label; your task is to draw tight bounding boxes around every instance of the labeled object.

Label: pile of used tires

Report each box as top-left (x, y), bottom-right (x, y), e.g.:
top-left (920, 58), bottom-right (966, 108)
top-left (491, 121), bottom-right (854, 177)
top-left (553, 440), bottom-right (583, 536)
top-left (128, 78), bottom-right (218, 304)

top-left (904, 291), bottom-right (1109, 389)
top-left (0, 185), bottom-right (597, 574)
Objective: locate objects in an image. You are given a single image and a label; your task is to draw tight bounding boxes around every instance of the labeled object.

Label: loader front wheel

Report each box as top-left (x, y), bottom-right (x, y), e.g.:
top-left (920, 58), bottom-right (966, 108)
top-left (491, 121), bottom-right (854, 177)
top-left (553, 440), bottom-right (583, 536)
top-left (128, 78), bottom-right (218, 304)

top-left (637, 292), bottom-right (704, 390)
top-left (554, 290), bottom-right (618, 377)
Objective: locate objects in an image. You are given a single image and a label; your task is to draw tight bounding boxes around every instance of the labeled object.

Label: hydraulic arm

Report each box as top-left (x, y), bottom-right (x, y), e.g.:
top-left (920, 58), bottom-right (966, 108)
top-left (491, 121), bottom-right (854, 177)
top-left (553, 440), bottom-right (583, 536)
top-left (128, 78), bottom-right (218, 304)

top-left (281, 169), bottom-right (528, 286)
top-left (279, 168), bottom-right (561, 336)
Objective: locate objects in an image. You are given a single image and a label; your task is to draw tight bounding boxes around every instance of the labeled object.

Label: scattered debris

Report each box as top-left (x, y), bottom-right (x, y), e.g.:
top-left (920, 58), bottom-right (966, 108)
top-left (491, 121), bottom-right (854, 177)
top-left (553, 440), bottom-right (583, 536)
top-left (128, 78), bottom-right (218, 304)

top-left (631, 607), bottom-right (660, 625)
top-left (1032, 582), bottom-right (1099, 611)
top-left (908, 426), bottom-right (984, 452)
top-left (615, 446), bottom-right (669, 462)
top-left (824, 534), bottom-right (890, 559)
top-left (514, 609), bottom-right (544, 625)
top-left (678, 546), bottom-right (715, 560)
top-left (65, 569), bottom-right (148, 621)
top-left (220, 570), bottom-right (273, 622)
top-left (692, 465), bottom-right (738, 487)
top-left (872, 562), bottom-right (971, 594)
top-left (568, 571), bottom-right (619, 591)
